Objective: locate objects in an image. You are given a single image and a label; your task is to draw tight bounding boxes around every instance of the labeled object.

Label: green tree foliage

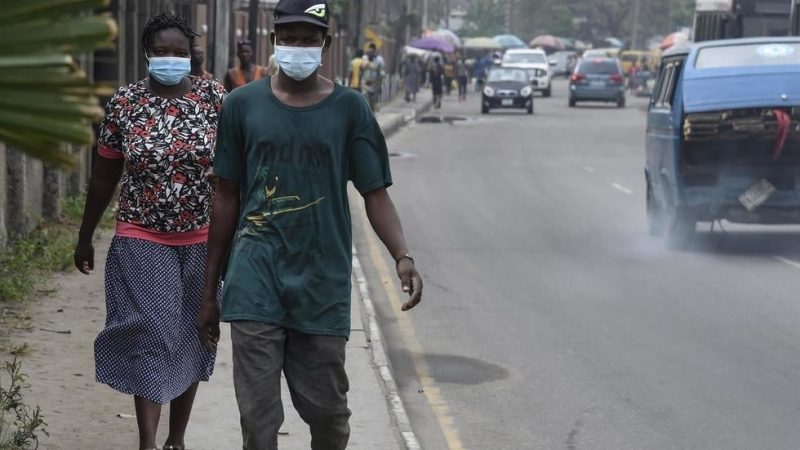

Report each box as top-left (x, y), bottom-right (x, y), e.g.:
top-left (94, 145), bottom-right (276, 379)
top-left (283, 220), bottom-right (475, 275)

top-left (0, 0), bottom-right (117, 170)
top-left (460, 0), bottom-right (507, 37)
top-left (469, 0), bottom-right (696, 47)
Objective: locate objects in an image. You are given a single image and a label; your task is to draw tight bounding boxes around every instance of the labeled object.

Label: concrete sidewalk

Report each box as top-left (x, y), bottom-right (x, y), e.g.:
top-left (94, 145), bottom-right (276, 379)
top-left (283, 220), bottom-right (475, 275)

top-left (9, 90), bottom-right (431, 450)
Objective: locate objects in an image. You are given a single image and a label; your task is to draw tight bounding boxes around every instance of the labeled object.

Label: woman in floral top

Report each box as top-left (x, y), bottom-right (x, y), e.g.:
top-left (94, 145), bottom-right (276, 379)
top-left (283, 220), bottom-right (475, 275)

top-left (74, 14), bottom-right (226, 450)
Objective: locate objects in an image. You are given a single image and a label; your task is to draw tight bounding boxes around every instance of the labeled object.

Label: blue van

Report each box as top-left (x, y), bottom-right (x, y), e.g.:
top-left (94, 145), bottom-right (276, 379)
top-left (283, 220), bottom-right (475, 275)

top-left (645, 37), bottom-right (800, 246)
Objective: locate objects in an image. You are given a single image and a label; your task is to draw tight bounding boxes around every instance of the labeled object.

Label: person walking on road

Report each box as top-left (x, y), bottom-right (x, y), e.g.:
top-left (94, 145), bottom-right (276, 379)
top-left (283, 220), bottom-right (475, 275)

top-left (224, 40), bottom-right (269, 91)
top-left (74, 13), bottom-right (226, 450)
top-left (430, 56), bottom-right (444, 109)
top-left (443, 57), bottom-right (455, 96)
top-left (361, 52), bottom-right (383, 111)
top-left (347, 49), bottom-right (365, 91)
top-left (456, 57), bottom-right (469, 101)
top-left (402, 53), bottom-right (421, 103)
top-left (195, 1), bottom-right (424, 449)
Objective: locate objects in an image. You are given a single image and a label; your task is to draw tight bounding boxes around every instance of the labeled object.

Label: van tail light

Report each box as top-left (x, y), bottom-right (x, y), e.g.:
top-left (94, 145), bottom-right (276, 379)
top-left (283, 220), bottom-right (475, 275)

top-left (570, 73), bottom-right (585, 82)
top-left (610, 74), bottom-right (624, 84)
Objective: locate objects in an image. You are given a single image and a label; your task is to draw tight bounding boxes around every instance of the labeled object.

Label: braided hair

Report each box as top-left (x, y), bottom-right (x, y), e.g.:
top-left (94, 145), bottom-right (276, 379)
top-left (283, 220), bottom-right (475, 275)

top-left (141, 13), bottom-right (199, 54)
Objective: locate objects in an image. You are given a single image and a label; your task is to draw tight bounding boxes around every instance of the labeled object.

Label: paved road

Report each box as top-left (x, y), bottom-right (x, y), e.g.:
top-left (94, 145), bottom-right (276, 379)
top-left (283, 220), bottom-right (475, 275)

top-left (353, 79), bottom-right (800, 450)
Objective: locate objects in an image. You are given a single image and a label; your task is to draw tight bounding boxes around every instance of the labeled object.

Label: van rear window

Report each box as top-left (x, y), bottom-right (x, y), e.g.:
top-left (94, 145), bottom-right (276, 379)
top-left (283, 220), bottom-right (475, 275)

top-left (578, 60), bottom-right (619, 74)
top-left (696, 43), bottom-right (800, 69)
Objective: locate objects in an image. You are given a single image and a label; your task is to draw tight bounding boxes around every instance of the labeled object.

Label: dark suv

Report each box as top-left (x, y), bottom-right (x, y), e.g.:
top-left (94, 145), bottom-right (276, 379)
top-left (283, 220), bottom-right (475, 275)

top-left (568, 58), bottom-right (626, 108)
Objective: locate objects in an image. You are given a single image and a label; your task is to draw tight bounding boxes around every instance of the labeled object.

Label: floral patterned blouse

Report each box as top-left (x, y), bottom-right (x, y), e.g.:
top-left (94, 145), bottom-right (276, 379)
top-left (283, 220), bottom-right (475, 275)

top-left (97, 76), bottom-right (227, 234)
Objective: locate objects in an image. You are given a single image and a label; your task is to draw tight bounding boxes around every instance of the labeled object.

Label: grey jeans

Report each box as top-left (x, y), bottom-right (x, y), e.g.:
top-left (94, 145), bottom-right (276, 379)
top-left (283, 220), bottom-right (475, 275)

top-left (231, 321), bottom-right (351, 450)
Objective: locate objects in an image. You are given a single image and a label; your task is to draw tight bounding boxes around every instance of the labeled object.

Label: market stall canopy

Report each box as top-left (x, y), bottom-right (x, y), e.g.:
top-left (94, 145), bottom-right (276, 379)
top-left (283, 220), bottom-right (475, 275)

top-left (530, 35), bottom-right (565, 50)
top-left (493, 34), bottom-right (527, 49)
top-left (410, 36), bottom-right (455, 53)
top-left (463, 36), bottom-right (502, 50)
top-left (660, 31), bottom-right (689, 50)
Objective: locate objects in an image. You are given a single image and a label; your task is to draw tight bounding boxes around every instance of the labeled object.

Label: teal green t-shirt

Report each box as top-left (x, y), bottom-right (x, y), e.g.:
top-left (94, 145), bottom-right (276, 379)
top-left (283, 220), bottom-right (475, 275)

top-left (214, 78), bottom-right (392, 337)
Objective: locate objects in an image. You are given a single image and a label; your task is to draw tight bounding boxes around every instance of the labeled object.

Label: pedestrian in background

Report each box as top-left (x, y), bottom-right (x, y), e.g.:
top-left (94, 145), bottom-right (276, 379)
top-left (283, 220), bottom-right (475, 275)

top-left (473, 53), bottom-right (490, 91)
top-left (74, 13), bottom-right (226, 450)
top-left (195, 1), bottom-right (423, 449)
top-left (224, 40), bottom-right (269, 91)
top-left (456, 57), bottom-right (469, 101)
top-left (430, 56), bottom-right (444, 109)
top-left (347, 49), bottom-right (365, 91)
top-left (443, 57), bottom-right (455, 96)
top-left (361, 52), bottom-right (383, 111)
top-left (190, 43), bottom-right (213, 80)
top-left (402, 53), bottom-right (420, 103)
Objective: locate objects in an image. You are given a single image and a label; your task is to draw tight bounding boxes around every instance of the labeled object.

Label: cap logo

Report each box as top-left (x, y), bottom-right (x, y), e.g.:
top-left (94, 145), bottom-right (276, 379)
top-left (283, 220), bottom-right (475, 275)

top-left (304, 3), bottom-right (327, 18)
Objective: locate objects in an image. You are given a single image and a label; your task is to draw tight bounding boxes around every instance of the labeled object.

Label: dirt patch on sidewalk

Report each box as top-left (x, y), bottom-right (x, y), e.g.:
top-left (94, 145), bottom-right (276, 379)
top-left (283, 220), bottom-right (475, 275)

top-left (1, 231), bottom-right (168, 449)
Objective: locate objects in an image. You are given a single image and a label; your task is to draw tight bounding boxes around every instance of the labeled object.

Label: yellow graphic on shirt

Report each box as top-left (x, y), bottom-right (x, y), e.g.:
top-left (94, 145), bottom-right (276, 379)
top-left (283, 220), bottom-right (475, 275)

top-left (241, 176), bottom-right (325, 237)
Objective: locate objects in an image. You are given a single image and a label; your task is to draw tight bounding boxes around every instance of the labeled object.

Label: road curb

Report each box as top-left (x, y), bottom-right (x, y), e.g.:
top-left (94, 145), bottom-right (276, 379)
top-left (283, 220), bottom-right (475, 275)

top-left (352, 249), bottom-right (421, 450)
top-left (350, 96), bottom-right (432, 450)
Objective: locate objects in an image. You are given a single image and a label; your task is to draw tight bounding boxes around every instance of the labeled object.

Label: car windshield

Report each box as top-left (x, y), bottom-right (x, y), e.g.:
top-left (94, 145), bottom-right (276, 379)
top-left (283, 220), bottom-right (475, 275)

top-left (503, 53), bottom-right (546, 64)
top-left (578, 60), bottom-right (620, 74)
top-left (488, 69), bottom-right (528, 82)
top-left (696, 42), bottom-right (800, 69)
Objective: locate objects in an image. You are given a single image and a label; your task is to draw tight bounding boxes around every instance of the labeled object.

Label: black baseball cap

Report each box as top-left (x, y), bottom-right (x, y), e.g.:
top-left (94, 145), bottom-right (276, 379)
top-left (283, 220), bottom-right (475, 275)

top-left (274, 0), bottom-right (330, 29)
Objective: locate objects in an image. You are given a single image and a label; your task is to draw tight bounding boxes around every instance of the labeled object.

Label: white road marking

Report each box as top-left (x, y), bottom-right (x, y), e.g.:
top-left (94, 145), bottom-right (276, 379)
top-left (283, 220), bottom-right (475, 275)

top-left (774, 256), bottom-right (800, 270)
top-left (584, 166), bottom-right (596, 173)
top-left (612, 183), bottom-right (633, 195)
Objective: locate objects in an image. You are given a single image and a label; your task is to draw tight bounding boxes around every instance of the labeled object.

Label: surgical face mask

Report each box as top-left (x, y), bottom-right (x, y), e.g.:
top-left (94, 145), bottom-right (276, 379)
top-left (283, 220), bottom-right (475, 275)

top-left (146, 55), bottom-right (190, 85)
top-left (274, 44), bottom-right (323, 81)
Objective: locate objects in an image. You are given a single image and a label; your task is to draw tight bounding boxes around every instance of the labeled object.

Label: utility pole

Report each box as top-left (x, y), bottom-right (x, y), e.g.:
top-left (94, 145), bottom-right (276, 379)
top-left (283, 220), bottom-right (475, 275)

top-left (213, 0), bottom-right (232, 80)
top-left (248, 0), bottom-right (259, 53)
top-left (445, 0), bottom-right (450, 29)
top-left (423, 0), bottom-right (429, 30)
top-left (630, 0), bottom-right (641, 49)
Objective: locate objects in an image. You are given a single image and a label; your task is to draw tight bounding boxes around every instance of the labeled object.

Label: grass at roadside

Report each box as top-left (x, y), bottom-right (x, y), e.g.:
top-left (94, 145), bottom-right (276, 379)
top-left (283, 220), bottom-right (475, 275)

top-left (0, 196), bottom-right (115, 304)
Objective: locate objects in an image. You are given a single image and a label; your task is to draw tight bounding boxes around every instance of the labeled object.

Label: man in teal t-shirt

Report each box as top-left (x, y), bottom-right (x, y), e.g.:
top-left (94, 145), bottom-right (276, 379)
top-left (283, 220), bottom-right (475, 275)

top-left (196, 0), bottom-right (423, 448)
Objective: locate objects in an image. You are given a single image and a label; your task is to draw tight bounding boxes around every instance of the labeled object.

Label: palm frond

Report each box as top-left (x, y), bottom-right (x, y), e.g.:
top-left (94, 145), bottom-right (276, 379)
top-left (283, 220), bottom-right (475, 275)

top-left (0, 0), bottom-right (116, 170)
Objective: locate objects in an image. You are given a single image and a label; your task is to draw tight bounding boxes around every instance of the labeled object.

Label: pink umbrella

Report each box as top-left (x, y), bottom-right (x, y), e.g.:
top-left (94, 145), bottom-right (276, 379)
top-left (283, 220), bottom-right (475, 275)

top-left (530, 35), bottom-right (564, 50)
top-left (660, 32), bottom-right (689, 50)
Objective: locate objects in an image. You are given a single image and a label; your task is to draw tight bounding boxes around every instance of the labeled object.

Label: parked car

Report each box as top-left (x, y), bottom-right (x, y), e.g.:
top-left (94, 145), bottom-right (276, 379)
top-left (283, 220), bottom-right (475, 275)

top-left (481, 67), bottom-right (534, 114)
top-left (501, 48), bottom-right (552, 97)
top-left (549, 51), bottom-right (578, 77)
top-left (568, 57), bottom-right (626, 107)
top-left (645, 37), bottom-right (800, 247)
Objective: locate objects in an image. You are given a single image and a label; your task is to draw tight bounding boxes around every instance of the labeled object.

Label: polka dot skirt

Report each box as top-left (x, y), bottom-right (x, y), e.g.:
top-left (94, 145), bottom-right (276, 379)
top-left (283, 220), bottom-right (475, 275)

top-left (95, 237), bottom-right (217, 404)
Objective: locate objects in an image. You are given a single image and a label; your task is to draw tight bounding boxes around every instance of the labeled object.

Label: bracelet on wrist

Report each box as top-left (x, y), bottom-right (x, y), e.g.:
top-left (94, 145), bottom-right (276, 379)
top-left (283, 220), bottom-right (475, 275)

top-left (395, 253), bottom-right (414, 265)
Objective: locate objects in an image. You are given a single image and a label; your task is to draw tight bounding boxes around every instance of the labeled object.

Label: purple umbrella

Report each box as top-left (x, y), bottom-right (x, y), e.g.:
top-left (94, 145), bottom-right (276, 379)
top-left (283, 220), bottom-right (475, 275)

top-left (409, 36), bottom-right (455, 54)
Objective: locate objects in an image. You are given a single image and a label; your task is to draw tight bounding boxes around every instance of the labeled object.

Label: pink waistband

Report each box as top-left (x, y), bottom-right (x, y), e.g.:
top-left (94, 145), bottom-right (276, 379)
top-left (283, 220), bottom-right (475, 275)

top-left (115, 222), bottom-right (209, 246)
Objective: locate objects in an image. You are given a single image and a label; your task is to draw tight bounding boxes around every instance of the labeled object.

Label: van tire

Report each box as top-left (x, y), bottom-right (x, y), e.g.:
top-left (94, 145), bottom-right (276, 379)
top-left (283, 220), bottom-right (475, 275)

top-left (617, 97), bottom-right (626, 108)
top-left (646, 182), bottom-right (665, 237)
top-left (569, 98), bottom-right (576, 107)
top-left (543, 86), bottom-right (552, 97)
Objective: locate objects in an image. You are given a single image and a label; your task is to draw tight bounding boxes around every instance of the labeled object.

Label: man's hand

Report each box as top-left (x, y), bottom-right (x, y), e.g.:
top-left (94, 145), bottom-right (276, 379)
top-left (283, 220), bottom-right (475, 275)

top-left (196, 298), bottom-right (220, 352)
top-left (397, 259), bottom-right (423, 311)
top-left (74, 240), bottom-right (95, 275)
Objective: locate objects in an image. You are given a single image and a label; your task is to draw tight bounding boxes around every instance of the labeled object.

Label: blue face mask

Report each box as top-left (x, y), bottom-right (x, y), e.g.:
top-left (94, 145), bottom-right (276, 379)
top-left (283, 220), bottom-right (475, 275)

top-left (274, 45), bottom-right (323, 81)
top-left (146, 56), bottom-right (190, 85)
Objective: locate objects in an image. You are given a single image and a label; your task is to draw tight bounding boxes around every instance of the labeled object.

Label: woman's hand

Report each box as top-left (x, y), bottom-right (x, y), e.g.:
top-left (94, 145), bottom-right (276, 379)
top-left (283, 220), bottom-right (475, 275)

top-left (74, 240), bottom-right (95, 274)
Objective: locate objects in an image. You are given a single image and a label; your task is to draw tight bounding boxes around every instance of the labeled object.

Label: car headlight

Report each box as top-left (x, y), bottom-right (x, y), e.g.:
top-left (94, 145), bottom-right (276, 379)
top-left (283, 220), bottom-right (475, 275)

top-left (483, 86), bottom-right (495, 97)
top-left (520, 86), bottom-right (533, 97)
